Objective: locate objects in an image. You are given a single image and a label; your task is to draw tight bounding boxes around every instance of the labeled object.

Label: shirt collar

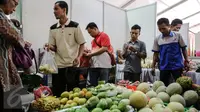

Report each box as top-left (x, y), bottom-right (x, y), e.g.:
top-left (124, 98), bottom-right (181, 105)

top-left (162, 31), bottom-right (174, 38)
top-left (56, 19), bottom-right (70, 28)
top-left (95, 32), bottom-right (102, 38)
top-left (129, 40), bottom-right (138, 44)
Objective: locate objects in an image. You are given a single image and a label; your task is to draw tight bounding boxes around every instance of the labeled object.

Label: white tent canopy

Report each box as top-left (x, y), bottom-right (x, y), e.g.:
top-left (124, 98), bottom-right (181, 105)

top-left (99, 0), bottom-right (200, 33)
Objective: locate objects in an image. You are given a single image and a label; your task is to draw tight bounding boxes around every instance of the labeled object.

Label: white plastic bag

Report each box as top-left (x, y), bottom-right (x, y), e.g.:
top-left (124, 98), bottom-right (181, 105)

top-left (39, 50), bottom-right (58, 74)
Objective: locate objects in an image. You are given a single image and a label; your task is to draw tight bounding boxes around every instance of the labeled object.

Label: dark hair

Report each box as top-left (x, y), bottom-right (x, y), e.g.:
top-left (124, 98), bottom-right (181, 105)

top-left (55, 1), bottom-right (68, 15)
top-left (0, 0), bottom-right (7, 5)
top-left (131, 24), bottom-right (141, 32)
top-left (171, 19), bottom-right (183, 26)
top-left (157, 18), bottom-right (170, 26)
top-left (86, 22), bottom-right (98, 29)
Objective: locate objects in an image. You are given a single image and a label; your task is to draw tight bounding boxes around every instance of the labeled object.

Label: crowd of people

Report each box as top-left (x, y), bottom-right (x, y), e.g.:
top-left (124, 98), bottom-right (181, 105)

top-left (0, 0), bottom-right (190, 111)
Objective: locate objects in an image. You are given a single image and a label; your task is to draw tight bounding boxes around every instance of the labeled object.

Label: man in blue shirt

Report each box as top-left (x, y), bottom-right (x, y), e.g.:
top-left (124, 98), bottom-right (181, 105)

top-left (152, 18), bottom-right (189, 86)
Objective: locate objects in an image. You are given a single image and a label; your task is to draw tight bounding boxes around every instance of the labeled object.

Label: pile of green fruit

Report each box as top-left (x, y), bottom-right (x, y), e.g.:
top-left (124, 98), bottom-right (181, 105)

top-left (56, 87), bottom-right (93, 110)
top-left (63, 83), bottom-right (134, 112)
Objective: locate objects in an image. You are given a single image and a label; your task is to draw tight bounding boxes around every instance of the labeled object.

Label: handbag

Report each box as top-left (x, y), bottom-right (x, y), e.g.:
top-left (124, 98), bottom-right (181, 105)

top-left (13, 45), bottom-right (36, 70)
top-left (93, 39), bottom-right (116, 66)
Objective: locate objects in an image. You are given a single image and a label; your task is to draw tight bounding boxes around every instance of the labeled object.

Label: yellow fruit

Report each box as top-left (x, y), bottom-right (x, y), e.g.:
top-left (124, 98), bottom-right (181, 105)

top-left (73, 93), bottom-right (79, 98)
top-left (69, 94), bottom-right (74, 100)
top-left (64, 104), bottom-right (71, 108)
top-left (69, 91), bottom-right (73, 94)
top-left (61, 91), bottom-right (70, 98)
top-left (79, 91), bottom-right (85, 98)
top-left (73, 97), bottom-right (79, 103)
top-left (85, 91), bottom-right (93, 99)
top-left (82, 88), bottom-right (87, 93)
top-left (67, 100), bottom-right (73, 104)
top-left (73, 87), bottom-right (81, 93)
top-left (60, 98), bottom-right (68, 105)
top-left (71, 102), bottom-right (78, 107)
top-left (78, 98), bottom-right (87, 105)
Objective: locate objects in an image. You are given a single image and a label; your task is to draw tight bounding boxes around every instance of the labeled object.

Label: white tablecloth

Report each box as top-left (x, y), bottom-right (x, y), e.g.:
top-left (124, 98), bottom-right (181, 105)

top-left (115, 64), bottom-right (200, 84)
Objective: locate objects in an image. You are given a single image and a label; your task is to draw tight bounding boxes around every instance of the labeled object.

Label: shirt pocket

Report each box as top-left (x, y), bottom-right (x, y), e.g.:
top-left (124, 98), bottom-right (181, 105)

top-left (65, 31), bottom-right (75, 46)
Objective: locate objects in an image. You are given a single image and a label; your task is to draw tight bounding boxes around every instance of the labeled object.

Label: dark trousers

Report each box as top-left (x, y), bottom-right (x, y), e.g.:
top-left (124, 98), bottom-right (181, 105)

top-left (52, 67), bottom-right (79, 97)
top-left (160, 69), bottom-right (182, 86)
top-left (124, 72), bottom-right (141, 82)
top-left (89, 68), bottom-right (110, 87)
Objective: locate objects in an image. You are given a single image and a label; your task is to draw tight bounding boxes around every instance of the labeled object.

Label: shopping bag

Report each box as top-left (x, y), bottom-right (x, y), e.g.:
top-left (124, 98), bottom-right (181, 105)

top-left (33, 85), bottom-right (52, 99)
top-left (39, 50), bottom-right (58, 74)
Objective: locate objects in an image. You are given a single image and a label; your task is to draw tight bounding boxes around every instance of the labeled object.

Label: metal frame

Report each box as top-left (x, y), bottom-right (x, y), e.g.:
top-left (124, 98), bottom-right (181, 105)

top-left (190, 23), bottom-right (200, 29)
top-left (121, 0), bottom-right (137, 9)
top-left (182, 11), bottom-right (200, 20)
top-left (157, 0), bottom-right (169, 6)
top-left (157, 0), bottom-right (188, 16)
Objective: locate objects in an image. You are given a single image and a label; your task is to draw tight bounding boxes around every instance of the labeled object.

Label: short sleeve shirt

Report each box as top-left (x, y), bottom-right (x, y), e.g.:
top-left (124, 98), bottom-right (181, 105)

top-left (152, 31), bottom-right (186, 70)
top-left (123, 40), bottom-right (147, 73)
top-left (90, 32), bottom-right (113, 68)
top-left (49, 20), bottom-right (85, 68)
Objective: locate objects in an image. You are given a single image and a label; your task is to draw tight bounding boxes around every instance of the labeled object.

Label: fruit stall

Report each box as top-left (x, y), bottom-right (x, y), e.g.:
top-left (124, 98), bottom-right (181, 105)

top-left (30, 76), bottom-right (200, 112)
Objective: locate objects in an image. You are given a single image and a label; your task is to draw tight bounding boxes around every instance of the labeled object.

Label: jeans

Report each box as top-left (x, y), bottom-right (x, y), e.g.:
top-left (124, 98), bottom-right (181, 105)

top-left (89, 68), bottom-right (110, 86)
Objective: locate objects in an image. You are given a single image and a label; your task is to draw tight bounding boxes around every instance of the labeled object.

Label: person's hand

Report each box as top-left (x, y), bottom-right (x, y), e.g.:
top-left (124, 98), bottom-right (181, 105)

top-left (184, 60), bottom-right (190, 72)
top-left (25, 41), bottom-right (32, 48)
top-left (73, 57), bottom-right (80, 67)
top-left (86, 53), bottom-right (93, 58)
top-left (44, 43), bottom-right (50, 51)
top-left (151, 65), bottom-right (156, 76)
top-left (128, 46), bottom-right (137, 52)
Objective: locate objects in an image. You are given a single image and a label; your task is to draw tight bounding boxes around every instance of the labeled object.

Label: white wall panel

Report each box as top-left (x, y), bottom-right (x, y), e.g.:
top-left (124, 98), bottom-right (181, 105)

top-left (126, 3), bottom-right (157, 57)
top-left (104, 3), bottom-right (127, 52)
top-left (71, 0), bottom-right (103, 48)
top-left (22, 0), bottom-right (71, 50)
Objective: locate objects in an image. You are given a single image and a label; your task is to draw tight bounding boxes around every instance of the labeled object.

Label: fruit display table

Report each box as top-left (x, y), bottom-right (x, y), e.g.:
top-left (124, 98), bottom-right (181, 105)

top-left (115, 64), bottom-right (160, 83)
top-left (116, 64), bottom-right (200, 84)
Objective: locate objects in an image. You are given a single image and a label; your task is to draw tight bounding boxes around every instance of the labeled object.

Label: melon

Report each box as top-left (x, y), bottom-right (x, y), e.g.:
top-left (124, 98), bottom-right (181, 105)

top-left (166, 83), bottom-right (183, 96)
top-left (148, 98), bottom-right (164, 108)
top-left (183, 90), bottom-right (199, 106)
top-left (137, 82), bottom-right (151, 93)
top-left (129, 91), bottom-right (148, 109)
top-left (163, 107), bottom-right (172, 112)
top-left (157, 92), bottom-right (170, 103)
top-left (146, 91), bottom-right (157, 99)
top-left (156, 86), bottom-right (166, 93)
top-left (152, 104), bottom-right (164, 111)
top-left (170, 94), bottom-right (186, 106)
top-left (153, 104), bottom-right (172, 112)
top-left (187, 107), bottom-right (198, 112)
top-left (152, 81), bottom-right (165, 91)
top-left (176, 76), bottom-right (193, 90)
top-left (138, 108), bottom-right (153, 112)
top-left (167, 102), bottom-right (184, 112)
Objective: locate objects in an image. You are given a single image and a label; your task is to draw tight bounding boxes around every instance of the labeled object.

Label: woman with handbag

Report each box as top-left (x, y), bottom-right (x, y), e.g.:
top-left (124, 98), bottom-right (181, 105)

top-left (0, 0), bottom-right (25, 111)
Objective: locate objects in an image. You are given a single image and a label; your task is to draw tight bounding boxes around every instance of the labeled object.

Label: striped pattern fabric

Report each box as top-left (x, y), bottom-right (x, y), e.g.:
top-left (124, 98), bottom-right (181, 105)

top-left (0, 8), bottom-right (22, 92)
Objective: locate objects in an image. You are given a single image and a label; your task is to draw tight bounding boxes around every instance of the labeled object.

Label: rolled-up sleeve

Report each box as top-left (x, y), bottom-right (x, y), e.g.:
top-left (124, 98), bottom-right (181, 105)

top-left (75, 26), bottom-right (85, 45)
top-left (152, 38), bottom-right (159, 52)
